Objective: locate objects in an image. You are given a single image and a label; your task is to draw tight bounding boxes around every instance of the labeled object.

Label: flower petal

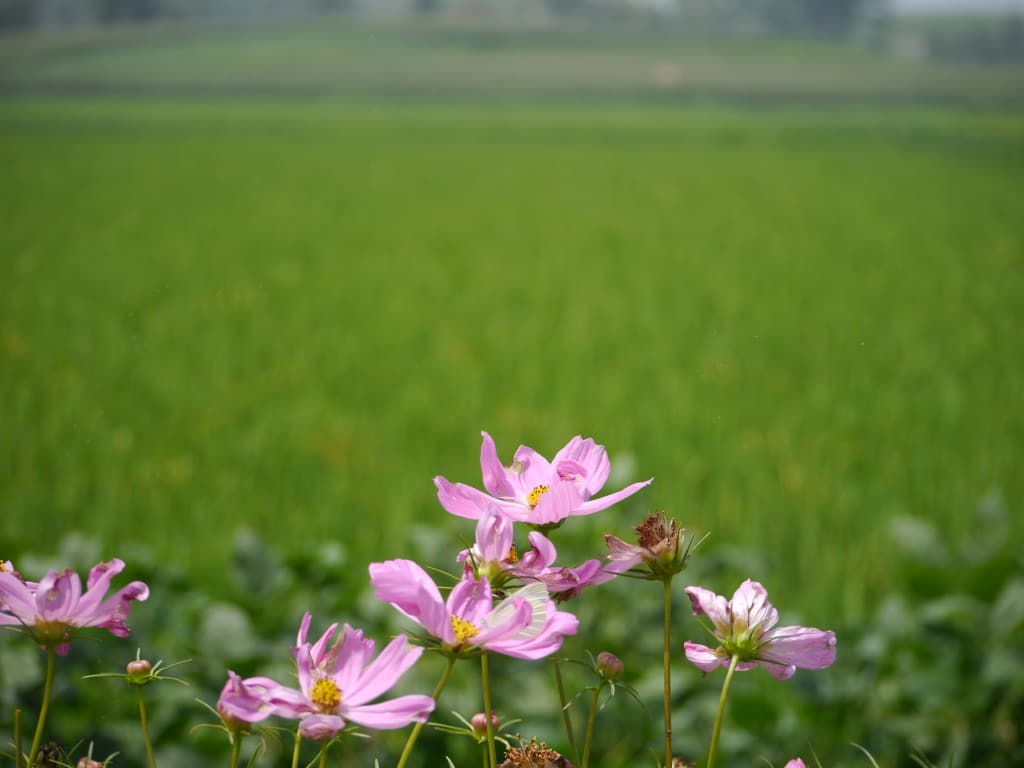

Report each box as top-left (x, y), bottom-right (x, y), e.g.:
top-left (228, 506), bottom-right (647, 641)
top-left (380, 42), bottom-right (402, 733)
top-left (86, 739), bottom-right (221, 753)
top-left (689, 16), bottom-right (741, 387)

top-left (369, 559), bottom-right (447, 639)
top-left (480, 431), bottom-right (516, 498)
top-left (0, 571), bottom-right (36, 621)
top-left (299, 713), bottom-right (345, 742)
top-left (447, 574), bottom-right (493, 628)
top-left (345, 634), bottom-right (423, 707)
top-left (552, 436), bottom-right (610, 497)
top-left (35, 569), bottom-right (81, 623)
top-left (343, 694), bottom-right (435, 729)
top-left (575, 478), bottom-right (652, 516)
top-left (730, 580), bottom-right (779, 634)
top-left (684, 586), bottom-right (731, 634)
top-left (434, 477), bottom-right (492, 520)
top-left (530, 480), bottom-right (580, 525)
top-left (761, 626), bottom-right (837, 671)
top-left (683, 641), bottom-right (727, 675)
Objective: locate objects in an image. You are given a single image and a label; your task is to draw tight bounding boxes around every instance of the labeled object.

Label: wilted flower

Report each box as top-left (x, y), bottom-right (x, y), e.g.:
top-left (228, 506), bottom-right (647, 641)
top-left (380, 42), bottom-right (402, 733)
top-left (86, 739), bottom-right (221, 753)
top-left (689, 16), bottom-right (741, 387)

top-left (605, 512), bottom-right (696, 580)
top-left (683, 580), bottom-right (837, 680)
top-left (369, 559), bottom-right (578, 659)
top-left (459, 507), bottom-right (616, 599)
top-left (0, 559), bottom-right (149, 655)
top-left (497, 738), bottom-right (574, 768)
top-left (435, 432), bottom-right (651, 526)
top-left (217, 670), bottom-right (284, 730)
top-left (269, 615), bottom-right (435, 742)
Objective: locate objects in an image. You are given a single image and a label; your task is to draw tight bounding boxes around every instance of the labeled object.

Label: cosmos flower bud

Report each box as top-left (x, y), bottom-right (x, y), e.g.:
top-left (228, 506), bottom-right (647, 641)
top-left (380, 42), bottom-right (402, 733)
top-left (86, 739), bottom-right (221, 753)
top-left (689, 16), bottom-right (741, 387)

top-left (77, 759), bottom-right (103, 768)
top-left (595, 651), bottom-right (624, 680)
top-left (471, 711), bottom-right (500, 738)
top-left (126, 658), bottom-right (152, 680)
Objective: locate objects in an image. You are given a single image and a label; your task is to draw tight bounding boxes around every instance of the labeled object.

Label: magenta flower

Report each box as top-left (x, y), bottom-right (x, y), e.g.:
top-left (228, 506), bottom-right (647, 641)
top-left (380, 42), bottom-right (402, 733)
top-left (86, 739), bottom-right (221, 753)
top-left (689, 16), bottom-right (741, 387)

top-left (217, 671), bottom-right (284, 730)
top-left (0, 559), bottom-right (149, 655)
top-left (435, 432), bottom-right (652, 525)
top-left (268, 615), bottom-right (434, 742)
top-left (369, 559), bottom-right (578, 659)
top-left (683, 580), bottom-right (836, 680)
top-left (457, 506), bottom-right (615, 599)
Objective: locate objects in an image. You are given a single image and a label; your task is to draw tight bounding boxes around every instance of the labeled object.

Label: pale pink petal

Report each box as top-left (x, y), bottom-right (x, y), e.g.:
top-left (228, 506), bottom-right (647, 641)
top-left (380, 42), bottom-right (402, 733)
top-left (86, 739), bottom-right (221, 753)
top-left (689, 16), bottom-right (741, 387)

top-left (474, 598), bottom-right (534, 647)
top-left (299, 713), bottom-right (345, 742)
top-left (730, 580), bottom-right (778, 633)
top-left (604, 534), bottom-right (645, 568)
top-left (515, 531), bottom-right (558, 576)
top-left (511, 444), bottom-right (554, 491)
top-left (295, 612), bottom-right (313, 648)
top-left (759, 660), bottom-right (797, 680)
top-left (81, 581), bottom-right (149, 636)
top-left (480, 432), bottom-right (516, 498)
top-left (684, 586), bottom-right (731, 633)
top-left (343, 694), bottom-right (435, 729)
top-left (434, 477), bottom-right (492, 520)
top-left (332, 624), bottom-right (374, 694)
top-left (369, 559), bottom-right (448, 639)
top-left (345, 635), bottom-right (423, 707)
top-left (475, 506), bottom-right (513, 564)
top-left (760, 626), bottom-right (837, 671)
top-left (35, 570), bottom-right (80, 622)
top-left (488, 607), bottom-right (578, 659)
top-left (683, 641), bottom-right (727, 674)
top-left (266, 685), bottom-right (316, 718)
top-left (447, 575), bottom-right (493, 628)
top-left (785, 759), bottom-right (808, 768)
top-left (575, 478), bottom-right (653, 516)
top-left (530, 480), bottom-right (580, 525)
top-left (307, 620), bottom-right (342, 671)
top-left (218, 671), bottom-right (281, 723)
top-left (552, 436), bottom-right (610, 497)
top-left (0, 571), bottom-right (36, 620)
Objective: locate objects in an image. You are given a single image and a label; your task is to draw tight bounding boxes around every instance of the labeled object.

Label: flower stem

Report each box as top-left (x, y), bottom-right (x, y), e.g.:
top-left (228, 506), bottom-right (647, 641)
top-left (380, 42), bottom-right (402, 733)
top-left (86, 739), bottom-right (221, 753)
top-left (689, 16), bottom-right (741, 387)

top-left (663, 577), bottom-right (673, 768)
top-left (706, 654), bottom-right (741, 768)
top-left (27, 647), bottom-right (56, 768)
top-left (317, 744), bottom-right (328, 768)
top-left (137, 687), bottom-right (157, 768)
top-left (396, 656), bottom-right (457, 768)
top-left (581, 683), bottom-right (604, 768)
top-left (480, 653), bottom-right (497, 768)
top-left (552, 658), bottom-right (580, 766)
top-left (291, 725), bottom-right (302, 768)
top-left (14, 708), bottom-right (23, 768)
top-left (229, 735), bottom-right (242, 768)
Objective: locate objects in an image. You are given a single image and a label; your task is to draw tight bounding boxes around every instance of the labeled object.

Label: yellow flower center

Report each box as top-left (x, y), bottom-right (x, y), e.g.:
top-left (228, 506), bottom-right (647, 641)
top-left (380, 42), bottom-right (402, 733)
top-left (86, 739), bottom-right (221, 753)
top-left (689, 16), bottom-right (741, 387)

top-left (526, 485), bottom-right (550, 508)
top-left (450, 616), bottom-right (480, 644)
top-left (505, 545), bottom-right (519, 564)
top-left (310, 678), bottom-right (341, 712)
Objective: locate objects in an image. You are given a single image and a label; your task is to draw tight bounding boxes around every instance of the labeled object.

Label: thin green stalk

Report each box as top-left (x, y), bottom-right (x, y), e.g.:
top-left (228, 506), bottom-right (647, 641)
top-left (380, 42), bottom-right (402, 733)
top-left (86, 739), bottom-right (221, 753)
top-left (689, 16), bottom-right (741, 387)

top-left (138, 687), bottom-right (157, 768)
top-left (396, 656), bottom-right (457, 768)
top-left (706, 655), bottom-right (741, 768)
top-left (14, 708), bottom-right (23, 768)
top-left (229, 735), bottom-right (242, 768)
top-left (291, 725), bottom-right (302, 768)
top-left (480, 743), bottom-right (489, 768)
top-left (480, 653), bottom-right (497, 768)
top-left (27, 647), bottom-right (56, 768)
top-left (552, 659), bottom-right (580, 766)
top-left (317, 743), bottom-right (328, 768)
top-left (581, 683), bottom-right (604, 768)
top-left (663, 577), bottom-right (673, 768)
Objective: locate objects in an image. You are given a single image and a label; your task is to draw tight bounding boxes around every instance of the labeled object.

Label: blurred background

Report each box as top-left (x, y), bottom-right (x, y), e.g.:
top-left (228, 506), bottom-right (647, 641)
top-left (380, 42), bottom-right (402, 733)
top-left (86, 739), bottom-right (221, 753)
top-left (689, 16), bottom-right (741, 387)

top-left (1, 0), bottom-right (1023, 766)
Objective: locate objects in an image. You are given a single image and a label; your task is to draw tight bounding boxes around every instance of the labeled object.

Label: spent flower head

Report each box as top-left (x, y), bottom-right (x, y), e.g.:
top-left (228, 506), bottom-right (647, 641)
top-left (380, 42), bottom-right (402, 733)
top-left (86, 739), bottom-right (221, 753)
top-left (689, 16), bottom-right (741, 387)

top-left (683, 580), bottom-right (837, 680)
top-left (0, 559), bottom-right (149, 655)
top-left (435, 432), bottom-right (652, 526)
top-left (605, 512), bottom-right (701, 581)
top-left (498, 738), bottom-right (574, 768)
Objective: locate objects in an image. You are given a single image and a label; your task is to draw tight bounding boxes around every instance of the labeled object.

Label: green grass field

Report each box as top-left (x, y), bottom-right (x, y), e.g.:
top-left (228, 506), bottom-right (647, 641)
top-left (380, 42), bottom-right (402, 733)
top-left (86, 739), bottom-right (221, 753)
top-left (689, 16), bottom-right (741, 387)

top-left (1, 19), bottom-right (1024, 767)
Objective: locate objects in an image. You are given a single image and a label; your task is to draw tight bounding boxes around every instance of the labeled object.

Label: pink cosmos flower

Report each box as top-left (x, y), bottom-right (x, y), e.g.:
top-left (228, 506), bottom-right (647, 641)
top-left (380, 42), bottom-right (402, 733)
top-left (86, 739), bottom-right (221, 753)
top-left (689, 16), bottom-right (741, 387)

top-left (268, 614), bottom-right (434, 742)
top-left (457, 506), bottom-right (615, 599)
top-left (0, 559), bottom-right (149, 655)
top-left (683, 580), bottom-right (836, 680)
top-left (369, 559), bottom-right (578, 659)
top-left (217, 671), bottom-right (284, 729)
top-left (435, 432), bottom-right (652, 525)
